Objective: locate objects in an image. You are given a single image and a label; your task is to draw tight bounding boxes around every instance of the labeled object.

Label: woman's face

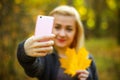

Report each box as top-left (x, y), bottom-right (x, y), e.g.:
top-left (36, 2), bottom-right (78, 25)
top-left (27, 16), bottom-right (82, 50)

top-left (52, 14), bottom-right (76, 49)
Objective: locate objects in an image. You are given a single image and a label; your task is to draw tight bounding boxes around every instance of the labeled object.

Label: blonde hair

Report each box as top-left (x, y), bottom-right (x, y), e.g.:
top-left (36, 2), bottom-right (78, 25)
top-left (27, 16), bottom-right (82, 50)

top-left (49, 5), bottom-right (85, 51)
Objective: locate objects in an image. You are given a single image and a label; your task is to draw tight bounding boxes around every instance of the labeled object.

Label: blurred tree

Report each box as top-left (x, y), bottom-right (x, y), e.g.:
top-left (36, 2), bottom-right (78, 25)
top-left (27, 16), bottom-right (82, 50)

top-left (0, 0), bottom-right (16, 79)
top-left (67, 0), bottom-right (73, 5)
top-left (76, 0), bottom-right (120, 42)
top-left (84, 0), bottom-right (109, 37)
top-left (0, 0), bottom-right (33, 80)
top-left (116, 0), bottom-right (120, 45)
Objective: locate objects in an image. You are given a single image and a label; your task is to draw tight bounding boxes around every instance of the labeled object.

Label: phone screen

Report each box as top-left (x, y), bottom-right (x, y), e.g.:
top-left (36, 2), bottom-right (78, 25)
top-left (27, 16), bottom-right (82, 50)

top-left (35, 15), bottom-right (54, 37)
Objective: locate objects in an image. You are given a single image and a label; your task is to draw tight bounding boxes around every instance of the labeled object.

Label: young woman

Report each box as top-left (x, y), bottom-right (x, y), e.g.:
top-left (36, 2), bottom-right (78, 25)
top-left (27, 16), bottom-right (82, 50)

top-left (17, 5), bottom-right (98, 80)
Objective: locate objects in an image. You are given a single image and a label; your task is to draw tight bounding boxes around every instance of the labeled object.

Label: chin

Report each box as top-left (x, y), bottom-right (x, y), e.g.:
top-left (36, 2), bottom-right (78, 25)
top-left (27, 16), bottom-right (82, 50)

top-left (56, 44), bottom-right (67, 48)
top-left (55, 42), bottom-right (68, 48)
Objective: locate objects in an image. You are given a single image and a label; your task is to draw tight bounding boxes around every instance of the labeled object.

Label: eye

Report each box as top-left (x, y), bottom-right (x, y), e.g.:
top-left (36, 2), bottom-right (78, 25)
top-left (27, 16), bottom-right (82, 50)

top-left (54, 24), bottom-right (61, 30)
top-left (66, 26), bottom-right (73, 32)
top-left (67, 28), bottom-right (73, 31)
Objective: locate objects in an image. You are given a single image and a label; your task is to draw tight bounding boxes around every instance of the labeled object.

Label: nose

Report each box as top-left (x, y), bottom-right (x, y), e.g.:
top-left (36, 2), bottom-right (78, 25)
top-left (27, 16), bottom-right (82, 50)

top-left (59, 29), bottom-right (66, 37)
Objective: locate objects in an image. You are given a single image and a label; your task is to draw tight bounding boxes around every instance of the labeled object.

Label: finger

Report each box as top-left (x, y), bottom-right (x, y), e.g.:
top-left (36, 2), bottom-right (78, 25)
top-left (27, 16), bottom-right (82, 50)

top-left (33, 46), bottom-right (53, 53)
top-left (78, 73), bottom-right (89, 79)
top-left (32, 40), bottom-right (54, 48)
top-left (76, 70), bottom-right (89, 74)
top-left (79, 78), bottom-right (86, 80)
top-left (32, 52), bottom-right (48, 57)
top-left (33, 34), bottom-right (55, 42)
top-left (25, 36), bottom-right (34, 46)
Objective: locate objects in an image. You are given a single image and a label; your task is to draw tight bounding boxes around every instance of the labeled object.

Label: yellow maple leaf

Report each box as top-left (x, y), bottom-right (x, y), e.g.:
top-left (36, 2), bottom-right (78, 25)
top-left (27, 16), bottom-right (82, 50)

top-left (59, 47), bottom-right (92, 77)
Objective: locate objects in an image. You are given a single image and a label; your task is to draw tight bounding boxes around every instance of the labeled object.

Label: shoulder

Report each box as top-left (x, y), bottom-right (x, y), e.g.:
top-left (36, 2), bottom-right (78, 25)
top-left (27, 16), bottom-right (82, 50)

top-left (88, 53), bottom-right (97, 71)
top-left (88, 53), bottom-right (94, 59)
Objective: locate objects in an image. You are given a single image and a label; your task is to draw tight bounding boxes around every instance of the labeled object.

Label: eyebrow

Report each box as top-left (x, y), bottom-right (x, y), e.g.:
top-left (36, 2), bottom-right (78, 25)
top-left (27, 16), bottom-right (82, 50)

top-left (55, 23), bottom-right (73, 28)
top-left (66, 25), bottom-right (72, 27)
top-left (55, 23), bottom-right (61, 26)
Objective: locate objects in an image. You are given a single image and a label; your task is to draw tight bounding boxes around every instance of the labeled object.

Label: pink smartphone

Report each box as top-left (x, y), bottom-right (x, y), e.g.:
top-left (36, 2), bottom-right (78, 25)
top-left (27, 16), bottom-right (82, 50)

top-left (34, 15), bottom-right (54, 37)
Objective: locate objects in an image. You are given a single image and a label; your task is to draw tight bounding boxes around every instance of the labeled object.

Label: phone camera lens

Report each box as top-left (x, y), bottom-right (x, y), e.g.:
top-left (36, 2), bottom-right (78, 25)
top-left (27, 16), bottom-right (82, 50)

top-left (40, 16), bottom-right (42, 18)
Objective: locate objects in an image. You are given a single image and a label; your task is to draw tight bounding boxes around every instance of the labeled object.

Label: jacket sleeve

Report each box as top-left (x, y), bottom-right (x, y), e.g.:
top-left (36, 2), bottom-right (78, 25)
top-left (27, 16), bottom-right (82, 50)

top-left (17, 41), bottom-right (45, 78)
top-left (87, 54), bottom-right (99, 80)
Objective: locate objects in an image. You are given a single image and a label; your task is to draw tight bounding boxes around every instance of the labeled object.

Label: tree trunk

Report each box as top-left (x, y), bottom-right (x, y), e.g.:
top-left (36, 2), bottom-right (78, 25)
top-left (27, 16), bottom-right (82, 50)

top-left (67, 0), bottom-right (73, 6)
top-left (117, 8), bottom-right (120, 45)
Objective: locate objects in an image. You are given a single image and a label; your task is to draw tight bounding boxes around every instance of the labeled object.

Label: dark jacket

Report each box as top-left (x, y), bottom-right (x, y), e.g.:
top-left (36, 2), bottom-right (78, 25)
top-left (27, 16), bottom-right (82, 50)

top-left (17, 41), bottom-right (98, 80)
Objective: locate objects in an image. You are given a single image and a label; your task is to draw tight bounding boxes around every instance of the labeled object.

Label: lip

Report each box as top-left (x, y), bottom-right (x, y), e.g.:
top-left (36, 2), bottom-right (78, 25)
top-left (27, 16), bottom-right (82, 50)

top-left (58, 39), bottom-right (66, 43)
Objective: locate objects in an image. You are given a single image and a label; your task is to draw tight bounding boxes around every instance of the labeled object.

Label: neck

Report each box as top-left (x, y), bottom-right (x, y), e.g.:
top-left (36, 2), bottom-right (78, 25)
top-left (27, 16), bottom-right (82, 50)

top-left (54, 46), bottom-right (67, 58)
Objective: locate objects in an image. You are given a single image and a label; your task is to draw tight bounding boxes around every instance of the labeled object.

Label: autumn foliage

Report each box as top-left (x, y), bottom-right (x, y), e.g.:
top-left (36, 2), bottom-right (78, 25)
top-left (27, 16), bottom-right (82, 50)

top-left (59, 47), bottom-right (91, 76)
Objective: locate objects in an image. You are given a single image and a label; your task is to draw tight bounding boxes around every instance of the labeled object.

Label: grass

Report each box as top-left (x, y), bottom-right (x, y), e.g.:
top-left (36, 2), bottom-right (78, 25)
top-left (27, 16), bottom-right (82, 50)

top-left (85, 38), bottom-right (120, 80)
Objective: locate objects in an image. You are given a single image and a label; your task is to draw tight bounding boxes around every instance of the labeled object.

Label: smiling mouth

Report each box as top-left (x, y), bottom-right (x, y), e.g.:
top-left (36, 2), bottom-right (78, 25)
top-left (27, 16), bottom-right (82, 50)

top-left (58, 39), bottom-right (66, 43)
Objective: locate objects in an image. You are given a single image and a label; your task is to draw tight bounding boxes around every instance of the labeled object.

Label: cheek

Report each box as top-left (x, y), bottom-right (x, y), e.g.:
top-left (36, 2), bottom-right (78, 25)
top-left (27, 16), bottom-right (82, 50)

top-left (72, 30), bottom-right (76, 38)
top-left (52, 28), bottom-right (57, 34)
top-left (71, 34), bottom-right (75, 41)
top-left (68, 32), bottom-right (75, 42)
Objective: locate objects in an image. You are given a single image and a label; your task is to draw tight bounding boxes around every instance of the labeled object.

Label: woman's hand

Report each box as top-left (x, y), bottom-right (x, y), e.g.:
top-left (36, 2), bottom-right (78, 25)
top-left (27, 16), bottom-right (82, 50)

top-left (24, 34), bottom-right (55, 57)
top-left (76, 70), bottom-right (89, 80)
